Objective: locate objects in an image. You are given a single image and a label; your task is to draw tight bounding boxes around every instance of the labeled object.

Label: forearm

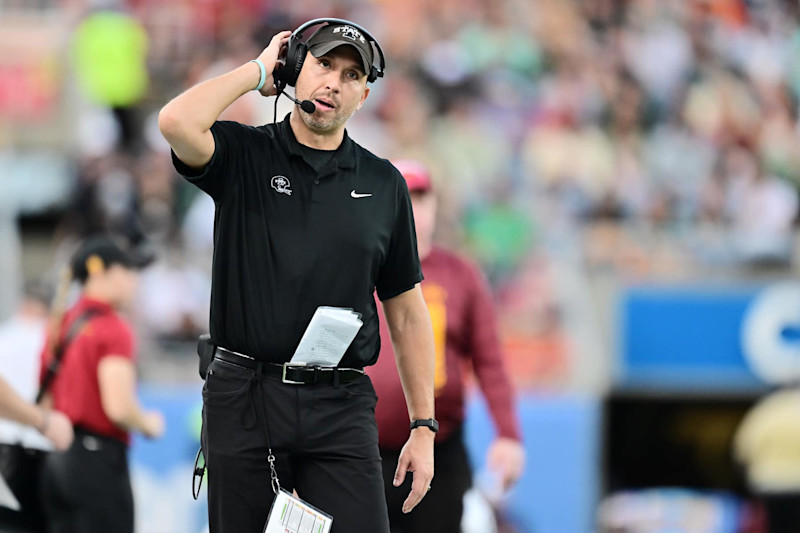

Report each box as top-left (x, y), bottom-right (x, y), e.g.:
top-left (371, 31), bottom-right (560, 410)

top-left (386, 291), bottom-right (436, 421)
top-left (0, 377), bottom-right (44, 429)
top-left (383, 288), bottom-right (436, 513)
top-left (469, 274), bottom-right (522, 440)
top-left (474, 353), bottom-right (522, 440)
top-left (159, 62), bottom-right (260, 138)
top-left (109, 401), bottom-right (150, 434)
top-left (480, 379), bottom-right (522, 440)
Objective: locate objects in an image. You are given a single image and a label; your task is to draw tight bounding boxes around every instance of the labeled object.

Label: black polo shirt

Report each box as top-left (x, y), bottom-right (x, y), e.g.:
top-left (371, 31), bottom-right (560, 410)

top-left (172, 115), bottom-right (423, 368)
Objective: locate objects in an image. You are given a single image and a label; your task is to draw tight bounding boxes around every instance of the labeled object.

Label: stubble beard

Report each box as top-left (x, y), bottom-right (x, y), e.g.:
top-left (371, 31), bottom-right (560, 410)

top-left (302, 106), bottom-right (354, 134)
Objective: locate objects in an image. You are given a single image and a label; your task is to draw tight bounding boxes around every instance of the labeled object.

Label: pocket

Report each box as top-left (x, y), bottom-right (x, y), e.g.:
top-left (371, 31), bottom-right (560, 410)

top-left (202, 358), bottom-right (253, 399)
top-left (340, 374), bottom-right (378, 403)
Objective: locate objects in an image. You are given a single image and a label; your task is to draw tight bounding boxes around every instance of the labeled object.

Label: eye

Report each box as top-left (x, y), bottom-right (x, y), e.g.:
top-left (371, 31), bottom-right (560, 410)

top-left (319, 58), bottom-right (331, 68)
top-left (345, 70), bottom-right (360, 81)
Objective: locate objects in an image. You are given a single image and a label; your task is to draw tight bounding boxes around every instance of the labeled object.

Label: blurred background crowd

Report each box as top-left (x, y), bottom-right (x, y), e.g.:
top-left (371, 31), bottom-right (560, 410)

top-left (3, 0), bottom-right (800, 531)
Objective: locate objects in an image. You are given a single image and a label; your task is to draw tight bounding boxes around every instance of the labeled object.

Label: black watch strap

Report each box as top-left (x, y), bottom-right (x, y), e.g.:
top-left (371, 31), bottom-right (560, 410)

top-left (410, 418), bottom-right (439, 433)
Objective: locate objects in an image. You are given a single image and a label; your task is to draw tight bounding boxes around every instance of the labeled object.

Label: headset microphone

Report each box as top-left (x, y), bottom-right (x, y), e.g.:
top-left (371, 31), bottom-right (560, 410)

top-left (286, 93), bottom-right (316, 114)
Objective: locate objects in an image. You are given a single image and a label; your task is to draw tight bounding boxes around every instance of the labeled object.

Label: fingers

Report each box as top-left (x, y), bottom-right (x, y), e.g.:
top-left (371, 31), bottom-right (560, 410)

top-left (395, 434), bottom-right (434, 513)
top-left (258, 31), bottom-right (291, 63)
top-left (144, 411), bottom-right (166, 439)
top-left (255, 31), bottom-right (293, 96)
top-left (499, 466), bottom-right (518, 491)
top-left (270, 30), bottom-right (292, 49)
top-left (45, 411), bottom-right (74, 451)
top-left (486, 438), bottom-right (525, 490)
top-left (403, 470), bottom-right (433, 514)
top-left (393, 455), bottom-right (409, 487)
top-left (492, 454), bottom-right (513, 486)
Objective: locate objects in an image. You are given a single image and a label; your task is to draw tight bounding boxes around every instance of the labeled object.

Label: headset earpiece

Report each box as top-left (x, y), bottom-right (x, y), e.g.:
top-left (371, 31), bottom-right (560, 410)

top-left (275, 37), bottom-right (307, 89)
top-left (287, 41), bottom-right (307, 88)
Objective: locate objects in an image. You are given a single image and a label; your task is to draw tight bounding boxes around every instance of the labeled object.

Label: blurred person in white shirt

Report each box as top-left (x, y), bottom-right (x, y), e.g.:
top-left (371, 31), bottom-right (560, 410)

top-left (0, 282), bottom-right (57, 451)
top-left (0, 282), bottom-right (74, 532)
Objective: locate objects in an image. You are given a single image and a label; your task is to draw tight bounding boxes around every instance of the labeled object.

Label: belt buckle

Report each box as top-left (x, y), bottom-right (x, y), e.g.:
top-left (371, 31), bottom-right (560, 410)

top-left (281, 362), bottom-right (308, 385)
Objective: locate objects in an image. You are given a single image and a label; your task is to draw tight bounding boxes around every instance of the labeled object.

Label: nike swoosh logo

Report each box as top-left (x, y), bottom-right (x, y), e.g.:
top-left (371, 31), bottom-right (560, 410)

top-left (350, 190), bottom-right (373, 198)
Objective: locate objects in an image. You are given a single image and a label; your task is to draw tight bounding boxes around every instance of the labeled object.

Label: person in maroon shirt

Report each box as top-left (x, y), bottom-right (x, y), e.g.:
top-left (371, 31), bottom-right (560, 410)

top-left (368, 160), bottom-right (526, 532)
top-left (38, 236), bottom-right (164, 533)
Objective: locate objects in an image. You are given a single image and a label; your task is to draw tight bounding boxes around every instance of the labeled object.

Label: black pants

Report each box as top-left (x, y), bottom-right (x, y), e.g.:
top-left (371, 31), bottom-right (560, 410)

top-left (40, 428), bottom-right (133, 533)
top-left (763, 493), bottom-right (800, 533)
top-left (0, 506), bottom-right (40, 533)
top-left (380, 428), bottom-right (473, 533)
top-left (0, 443), bottom-right (46, 533)
top-left (202, 357), bottom-right (390, 533)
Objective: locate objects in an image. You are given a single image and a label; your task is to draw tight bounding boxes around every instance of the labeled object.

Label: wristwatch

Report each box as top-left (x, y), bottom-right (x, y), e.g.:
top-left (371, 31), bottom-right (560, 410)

top-left (410, 418), bottom-right (439, 433)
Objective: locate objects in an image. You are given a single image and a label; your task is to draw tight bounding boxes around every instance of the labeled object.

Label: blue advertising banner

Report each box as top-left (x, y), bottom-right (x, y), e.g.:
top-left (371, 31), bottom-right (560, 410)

top-left (130, 384), bottom-right (207, 533)
top-left (464, 392), bottom-right (601, 533)
top-left (618, 282), bottom-right (800, 392)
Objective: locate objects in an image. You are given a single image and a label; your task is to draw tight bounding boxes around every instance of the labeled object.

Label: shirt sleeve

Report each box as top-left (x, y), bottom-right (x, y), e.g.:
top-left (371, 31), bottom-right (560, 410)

top-left (465, 261), bottom-right (522, 442)
top-left (376, 174), bottom-right (424, 301)
top-left (171, 121), bottom-right (246, 201)
top-left (98, 318), bottom-right (136, 363)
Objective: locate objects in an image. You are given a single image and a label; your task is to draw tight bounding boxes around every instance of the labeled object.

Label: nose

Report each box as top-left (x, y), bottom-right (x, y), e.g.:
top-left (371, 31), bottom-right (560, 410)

top-left (323, 70), bottom-right (341, 93)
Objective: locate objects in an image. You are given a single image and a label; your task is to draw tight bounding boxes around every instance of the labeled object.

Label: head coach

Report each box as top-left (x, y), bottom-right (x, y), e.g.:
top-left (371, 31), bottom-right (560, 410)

top-left (158, 18), bottom-right (436, 533)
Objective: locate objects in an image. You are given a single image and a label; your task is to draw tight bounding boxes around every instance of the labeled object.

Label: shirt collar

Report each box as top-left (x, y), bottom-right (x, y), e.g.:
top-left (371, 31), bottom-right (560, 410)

top-left (76, 296), bottom-right (115, 314)
top-left (279, 114), bottom-right (356, 170)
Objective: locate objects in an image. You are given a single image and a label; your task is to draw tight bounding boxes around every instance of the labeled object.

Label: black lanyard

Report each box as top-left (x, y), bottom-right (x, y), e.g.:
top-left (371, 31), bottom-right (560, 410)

top-left (193, 361), bottom-right (281, 500)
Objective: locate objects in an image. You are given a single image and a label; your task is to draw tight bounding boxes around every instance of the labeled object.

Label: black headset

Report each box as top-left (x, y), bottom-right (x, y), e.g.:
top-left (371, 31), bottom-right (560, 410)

top-left (273, 18), bottom-right (386, 92)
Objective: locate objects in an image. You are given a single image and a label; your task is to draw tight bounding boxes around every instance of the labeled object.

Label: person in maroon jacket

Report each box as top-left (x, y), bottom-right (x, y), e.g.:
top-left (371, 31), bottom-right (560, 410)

top-left (368, 160), bottom-right (526, 532)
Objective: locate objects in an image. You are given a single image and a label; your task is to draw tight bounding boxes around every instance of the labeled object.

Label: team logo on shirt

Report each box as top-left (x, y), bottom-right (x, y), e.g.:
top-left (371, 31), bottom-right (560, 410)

top-left (271, 175), bottom-right (292, 196)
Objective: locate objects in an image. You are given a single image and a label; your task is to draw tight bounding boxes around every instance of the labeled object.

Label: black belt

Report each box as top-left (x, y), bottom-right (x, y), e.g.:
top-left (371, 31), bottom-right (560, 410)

top-left (214, 347), bottom-right (364, 385)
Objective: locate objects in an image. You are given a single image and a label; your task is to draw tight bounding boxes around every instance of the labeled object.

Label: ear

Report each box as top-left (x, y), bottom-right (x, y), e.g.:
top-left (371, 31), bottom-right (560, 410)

top-left (356, 86), bottom-right (370, 111)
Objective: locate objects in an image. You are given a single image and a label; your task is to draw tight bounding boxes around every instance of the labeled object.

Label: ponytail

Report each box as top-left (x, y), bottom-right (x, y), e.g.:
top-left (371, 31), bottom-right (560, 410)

top-left (43, 265), bottom-right (74, 360)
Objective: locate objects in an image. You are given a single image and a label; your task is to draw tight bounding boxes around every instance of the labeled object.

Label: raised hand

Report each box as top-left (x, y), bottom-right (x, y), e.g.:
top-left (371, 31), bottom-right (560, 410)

top-left (255, 30), bottom-right (292, 97)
